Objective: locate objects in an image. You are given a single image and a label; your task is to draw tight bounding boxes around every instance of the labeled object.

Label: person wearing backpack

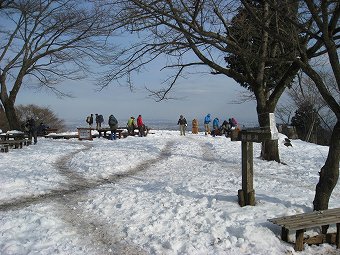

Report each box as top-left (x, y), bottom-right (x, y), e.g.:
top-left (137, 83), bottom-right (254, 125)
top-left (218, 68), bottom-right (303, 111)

top-left (204, 113), bottom-right (211, 135)
top-left (95, 114), bottom-right (104, 129)
top-left (25, 117), bottom-right (38, 144)
top-left (212, 117), bottom-right (220, 136)
top-left (108, 114), bottom-right (118, 140)
top-left (86, 114), bottom-right (93, 127)
top-left (127, 116), bottom-right (136, 136)
top-left (177, 115), bottom-right (187, 136)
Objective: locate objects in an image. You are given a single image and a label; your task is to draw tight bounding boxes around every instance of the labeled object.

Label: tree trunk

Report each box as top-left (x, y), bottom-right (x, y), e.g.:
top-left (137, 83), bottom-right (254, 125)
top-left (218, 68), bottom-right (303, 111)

top-left (257, 109), bottom-right (281, 162)
top-left (261, 140), bottom-right (280, 162)
top-left (313, 121), bottom-right (340, 211)
top-left (2, 98), bottom-right (21, 130)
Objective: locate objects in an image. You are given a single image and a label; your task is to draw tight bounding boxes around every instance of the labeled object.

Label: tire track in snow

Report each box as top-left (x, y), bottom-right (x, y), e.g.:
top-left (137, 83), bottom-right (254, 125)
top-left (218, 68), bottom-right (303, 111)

top-left (54, 140), bottom-right (175, 255)
top-left (186, 137), bottom-right (241, 172)
top-left (0, 140), bottom-right (176, 255)
top-left (0, 141), bottom-right (174, 211)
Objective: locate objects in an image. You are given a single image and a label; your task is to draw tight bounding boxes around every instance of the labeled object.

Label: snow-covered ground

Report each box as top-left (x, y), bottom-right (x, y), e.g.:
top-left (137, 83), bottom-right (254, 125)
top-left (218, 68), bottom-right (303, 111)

top-left (0, 130), bottom-right (339, 255)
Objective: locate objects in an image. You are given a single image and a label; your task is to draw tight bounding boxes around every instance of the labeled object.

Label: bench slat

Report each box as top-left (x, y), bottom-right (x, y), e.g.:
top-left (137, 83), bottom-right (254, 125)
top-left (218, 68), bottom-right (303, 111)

top-left (269, 208), bottom-right (340, 224)
top-left (270, 215), bottom-right (340, 227)
top-left (268, 208), bottom-right (340, 231)
top-left (281, 216), bottom-right (340, 231)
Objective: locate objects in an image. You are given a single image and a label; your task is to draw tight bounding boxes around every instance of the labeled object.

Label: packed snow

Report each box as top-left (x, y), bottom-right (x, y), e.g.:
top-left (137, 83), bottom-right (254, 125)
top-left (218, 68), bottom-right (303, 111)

top-left (0, 130), bottom-right (339, 255)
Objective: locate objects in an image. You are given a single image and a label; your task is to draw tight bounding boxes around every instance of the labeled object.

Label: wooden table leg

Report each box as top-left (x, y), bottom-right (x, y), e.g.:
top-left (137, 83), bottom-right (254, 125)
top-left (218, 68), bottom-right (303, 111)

top-left (281, 227), bottom-right (289, 242)
top-left (336, 223), bottom-right (340, 249)
top-left (295, 229), bottom-right (305, 251)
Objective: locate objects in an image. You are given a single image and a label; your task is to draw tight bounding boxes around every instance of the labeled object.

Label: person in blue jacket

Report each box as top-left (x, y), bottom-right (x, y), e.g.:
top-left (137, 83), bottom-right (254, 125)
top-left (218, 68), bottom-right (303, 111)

top-left (204, 114), bottom-right (211, 135)
top-left (212, 117), bottom-right (220, 136)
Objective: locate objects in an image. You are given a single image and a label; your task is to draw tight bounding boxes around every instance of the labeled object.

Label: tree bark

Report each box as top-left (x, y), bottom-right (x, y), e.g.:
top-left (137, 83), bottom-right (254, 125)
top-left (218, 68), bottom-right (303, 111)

top-left (2, 98), bottom-right (21, 130)
top-left (261, 140), bottom-right (280, 162)
top-left (313, 121), bottom-right (340, 211)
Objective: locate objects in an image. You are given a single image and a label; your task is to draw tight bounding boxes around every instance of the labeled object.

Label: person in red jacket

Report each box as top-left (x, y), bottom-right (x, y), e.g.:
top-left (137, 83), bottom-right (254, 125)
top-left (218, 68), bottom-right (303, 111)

top-left (137, 115), bottom-right (145, 137)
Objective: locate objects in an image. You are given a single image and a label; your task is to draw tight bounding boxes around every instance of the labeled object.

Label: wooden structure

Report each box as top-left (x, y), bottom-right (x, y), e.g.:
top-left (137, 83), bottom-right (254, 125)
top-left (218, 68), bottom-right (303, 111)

top-left (0, 140), bottom-right (31, 152)
top-left (97, 128), bottom-right (124, 139)
top-left (0, 131), bottom-right (31, 152)
top-left (77, 128), bottom-right (93, 140)
top-left (268, 208), bottom-right (340, 251)
top-left (0, 131), bottom-right (27, 141)
top-left (0, 143), bottom-right (9, 152)
top-left (232, 113), bottom-right (279, 207)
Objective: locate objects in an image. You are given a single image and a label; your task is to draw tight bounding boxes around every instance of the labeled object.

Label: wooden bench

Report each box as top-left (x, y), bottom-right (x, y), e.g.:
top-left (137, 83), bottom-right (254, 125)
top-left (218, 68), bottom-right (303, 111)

top-left (97, 128), bottom-right (124, 139)
top-left (268, 208), bottom-right (340, 251)
top-left (0, 139), bottom-right (30, 149)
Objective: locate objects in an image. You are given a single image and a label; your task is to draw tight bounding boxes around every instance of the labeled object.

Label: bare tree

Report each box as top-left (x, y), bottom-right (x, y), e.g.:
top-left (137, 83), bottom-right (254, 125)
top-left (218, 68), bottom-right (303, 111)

top-left (244, 0), bottom-right (339, 211)
top-left (101, 0), bottom-right (302, 162)
top-left (0, 0), bottom-right (122, 130)
top-left (16, 104), bottom-right (66, 131)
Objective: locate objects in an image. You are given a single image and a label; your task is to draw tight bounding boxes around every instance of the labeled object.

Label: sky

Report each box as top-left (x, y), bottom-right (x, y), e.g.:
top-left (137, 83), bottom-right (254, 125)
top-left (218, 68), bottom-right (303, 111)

top-left (0, 130), bottom-right (338, 255)
top-left (17, 68), bottom-right (259, 128)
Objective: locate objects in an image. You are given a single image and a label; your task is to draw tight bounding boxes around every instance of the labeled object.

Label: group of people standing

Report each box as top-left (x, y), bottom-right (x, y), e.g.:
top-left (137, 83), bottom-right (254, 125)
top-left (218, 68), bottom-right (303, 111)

top-left (177, 114), bottom-right (238, 136)
top-left (85, 113), bottom-right (147, 139)
top-left (85, 114), bottom-right (104, 129)
top-left (126, 115), bottom-right (147, 137)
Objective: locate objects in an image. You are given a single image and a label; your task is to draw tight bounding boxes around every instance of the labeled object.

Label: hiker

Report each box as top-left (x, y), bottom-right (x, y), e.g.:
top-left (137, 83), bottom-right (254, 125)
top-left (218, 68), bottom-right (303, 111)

top-left (212, 117), bottom-right (220, 136)
top-left (37, 122), bottom-right (49, 136)
top-left (127, 116), bottom-right (136, 136)
top-left (177, 115), bottom-right (187, 136)
top-left (86, 114), bottom-right (93, 127)
top-left (108, 114), bottom-right (118, 140)
top-left (25, 117), bottom-right (37, 144)
top-left (204, 114), bottom-right (211, 135)
top-left (95, 114), bottom-right (104, 129)
top-left (229, 117), bottom-right (238, 129)
top-left (137, 115), bottom-right (146, 137)
top-left (220, 119), bottom-right (231, 137)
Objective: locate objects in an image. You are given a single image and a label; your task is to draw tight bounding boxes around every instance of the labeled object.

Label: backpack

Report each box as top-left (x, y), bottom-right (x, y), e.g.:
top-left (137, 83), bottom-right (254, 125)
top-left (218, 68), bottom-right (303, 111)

top-left (109, 115), bottom-right (118, 125)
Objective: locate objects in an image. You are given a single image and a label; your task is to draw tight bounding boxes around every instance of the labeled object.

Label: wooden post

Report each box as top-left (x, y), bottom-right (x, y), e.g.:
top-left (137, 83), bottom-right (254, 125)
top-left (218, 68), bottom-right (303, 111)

top-left (238, 189), bottom-right (245, 207)
top-left (336, 223), bottom-right (340, 248)
top-left (241, 141), bottom-right (254, 206)
top-left (295, 229), bottom-right (305, 251)
top-left (248, 190), bottom-right (255, 206)
top-left (281, 227), bottom-right (289, 242)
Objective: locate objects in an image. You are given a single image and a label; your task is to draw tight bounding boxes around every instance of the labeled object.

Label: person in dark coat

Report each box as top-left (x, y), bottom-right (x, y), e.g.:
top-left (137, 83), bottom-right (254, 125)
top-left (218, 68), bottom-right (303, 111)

top-left (95, 114), bottom-right (104, 129)
top-left (108, 114), bottom-right (118, 140)
top-left (86, 114), bottom-right (94, 127)
top-left (37, 122), bottom-right (48, 136)
top-left (177, 115), bottom-right (187, 136)
top-left (26, 117), bottom-right (37, 144)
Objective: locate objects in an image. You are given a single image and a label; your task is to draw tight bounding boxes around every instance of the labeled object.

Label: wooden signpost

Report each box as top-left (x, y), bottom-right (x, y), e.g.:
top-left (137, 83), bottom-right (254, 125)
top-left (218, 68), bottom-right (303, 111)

top-left (77, 128), bottom-right (93, 140)
top-left (233, 113), bottom-right (279, 207)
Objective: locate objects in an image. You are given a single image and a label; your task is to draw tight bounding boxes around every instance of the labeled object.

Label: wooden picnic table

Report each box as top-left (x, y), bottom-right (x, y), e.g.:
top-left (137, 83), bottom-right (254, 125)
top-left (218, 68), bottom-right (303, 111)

top-left (0, 132), bottom-right (31, 152)
top-left (0, 132), bottom-right (27, 141)
top-left (96, 128), bottom-right (124, 139)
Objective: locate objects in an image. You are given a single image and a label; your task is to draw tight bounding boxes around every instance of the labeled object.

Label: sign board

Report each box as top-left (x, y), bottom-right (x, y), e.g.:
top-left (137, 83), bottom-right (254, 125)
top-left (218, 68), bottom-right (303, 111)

top-left (233, 113), bottom-right (279, 142)
top-left (77, 128), bottom-right (92, 140)
top-left (239, 130), bottom-right (273, 142)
